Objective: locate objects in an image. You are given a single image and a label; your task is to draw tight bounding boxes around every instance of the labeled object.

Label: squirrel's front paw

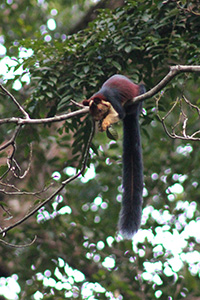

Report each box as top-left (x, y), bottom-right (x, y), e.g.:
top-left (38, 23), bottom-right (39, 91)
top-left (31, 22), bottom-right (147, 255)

top-left (98, 121), bottom-right (107, 132)
top-left (101, 120), bottom-right (110, 131)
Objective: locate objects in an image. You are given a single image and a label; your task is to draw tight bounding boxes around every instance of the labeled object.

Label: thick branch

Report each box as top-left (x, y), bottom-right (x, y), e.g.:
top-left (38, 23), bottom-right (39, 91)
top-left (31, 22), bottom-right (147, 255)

top-left (132, 65), bottom-right (200, 104)
top-left (0, 107), bottom-right (89, 125)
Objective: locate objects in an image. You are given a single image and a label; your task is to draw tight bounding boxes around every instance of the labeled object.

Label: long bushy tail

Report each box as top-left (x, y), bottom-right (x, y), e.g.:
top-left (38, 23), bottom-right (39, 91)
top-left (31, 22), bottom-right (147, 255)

top-left (118, 102), bottom-right (143, 239)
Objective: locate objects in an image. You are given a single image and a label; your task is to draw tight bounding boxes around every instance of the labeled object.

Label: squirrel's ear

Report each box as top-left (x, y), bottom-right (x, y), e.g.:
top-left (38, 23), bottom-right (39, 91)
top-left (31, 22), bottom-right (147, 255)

top-left (82, 99), bottom-right (90, 106)
top-left (93, 97), bottom-right (101, 104)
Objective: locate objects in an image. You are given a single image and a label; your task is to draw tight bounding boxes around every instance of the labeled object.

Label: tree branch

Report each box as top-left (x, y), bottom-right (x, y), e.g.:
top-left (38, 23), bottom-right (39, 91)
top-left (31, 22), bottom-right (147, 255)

top-left (0, 107), bottom-right (89, 125)
top-left (0, 84), bottom-right (30, 119)
top-left (0, 235), bottom-right (37, 248)
top-left (0, 120), bottom-right (95, 236)
top-left (157, 95), bottom-right (200, 141)
top-left (132, 65), bottom-right (200, 104)
top-left (0, 125), bottom-right (22, 152)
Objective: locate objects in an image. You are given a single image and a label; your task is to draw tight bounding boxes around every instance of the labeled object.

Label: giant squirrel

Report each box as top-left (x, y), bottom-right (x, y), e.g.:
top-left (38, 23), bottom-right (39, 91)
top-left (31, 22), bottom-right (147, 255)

top-left (83, 75), bottom-right (145, 238)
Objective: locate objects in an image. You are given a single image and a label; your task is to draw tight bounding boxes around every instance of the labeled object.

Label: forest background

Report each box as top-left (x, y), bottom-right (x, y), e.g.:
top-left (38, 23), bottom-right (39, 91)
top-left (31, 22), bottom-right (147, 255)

top-left (0, 0), bottom-right (200, 299)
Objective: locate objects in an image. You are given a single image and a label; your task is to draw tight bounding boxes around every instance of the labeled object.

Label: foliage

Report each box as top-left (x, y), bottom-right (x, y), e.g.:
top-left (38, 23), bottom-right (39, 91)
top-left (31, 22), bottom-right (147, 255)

top-left (0, 0), bottom-right (200, 299)
top-left (0, 0), bottom-right (94, 57)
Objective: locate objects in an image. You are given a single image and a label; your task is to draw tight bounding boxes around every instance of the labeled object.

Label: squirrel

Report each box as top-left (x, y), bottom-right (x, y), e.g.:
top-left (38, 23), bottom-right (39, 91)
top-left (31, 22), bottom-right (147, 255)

top-left (83, 75), bottom-right (145, 238)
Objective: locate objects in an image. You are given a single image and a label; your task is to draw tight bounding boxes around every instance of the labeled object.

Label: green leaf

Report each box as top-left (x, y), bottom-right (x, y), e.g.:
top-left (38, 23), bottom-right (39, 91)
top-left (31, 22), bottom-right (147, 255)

top-left (124, 45), bottom-right (132, 53)
top-left (83, 65), bottom-right (90, 73)
top-left (106, 126), bottom-right (118, 140)
top-left (46, 92), bottom-right (53, 98)
top-left (112, 61), bottom-right (121, 71)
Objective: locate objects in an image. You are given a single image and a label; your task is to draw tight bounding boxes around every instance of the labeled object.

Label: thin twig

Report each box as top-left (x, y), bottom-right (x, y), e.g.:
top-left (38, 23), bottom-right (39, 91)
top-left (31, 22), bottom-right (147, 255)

top-left (0, 235), bottom-right (37, 248)
top-left (0, 125), bottom-right (22, 151)
top-left (158, 95), bottom-right (200, 141)
top-left (0, 181), bottom-right (21, 192)
top-left (0, 203), bottom-right (12, 218)
top-left (70, 99), bottom-right (85, 108)
top-left (0, 181), bottom-right (54, 197)
top-left (0, 84), bottom-right (30, 119)
top-left (191, 130), bottom-right (200, 138)
top-left (14, 144), bottom-right (33, 179)
top-left (0, 126), bottom-right (22, 180)
top-left (183, 95), bottom-right (200, 117)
